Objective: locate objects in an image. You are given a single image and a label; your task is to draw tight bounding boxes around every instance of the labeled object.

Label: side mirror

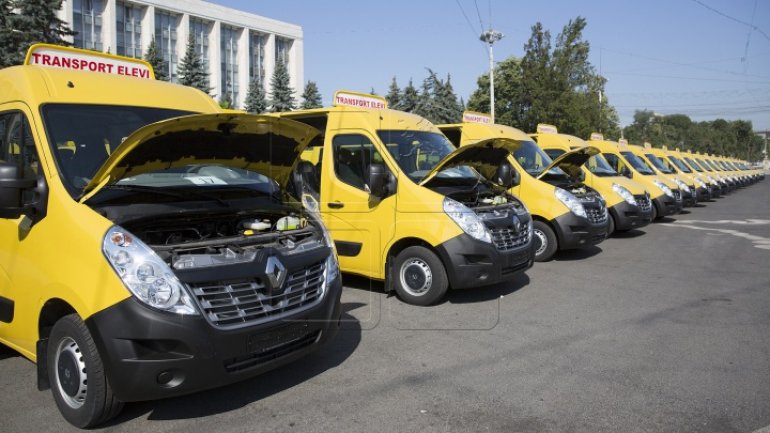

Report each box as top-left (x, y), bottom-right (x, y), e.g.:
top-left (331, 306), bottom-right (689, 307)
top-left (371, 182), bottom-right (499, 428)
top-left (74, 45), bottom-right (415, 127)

top-left (620, 167), bottom-right (633, 179)
top-left (0, 162), bottom-right (36, 219)
top-left (367, 163), bottom-right (388, 198)
top-left (494, 162), bottom-right (519, 188)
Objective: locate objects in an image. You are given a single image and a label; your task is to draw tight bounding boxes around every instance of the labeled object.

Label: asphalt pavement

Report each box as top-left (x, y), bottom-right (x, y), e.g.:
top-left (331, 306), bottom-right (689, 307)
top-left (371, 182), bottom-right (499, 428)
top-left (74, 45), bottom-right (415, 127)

top-left (2, 177), bottom-right (769, 433)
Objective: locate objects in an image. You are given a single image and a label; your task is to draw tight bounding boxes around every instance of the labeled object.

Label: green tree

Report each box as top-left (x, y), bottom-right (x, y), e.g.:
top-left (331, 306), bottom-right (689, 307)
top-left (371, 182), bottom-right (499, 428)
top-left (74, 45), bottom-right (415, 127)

top-left (467, 56), bottom-right (524, 127)
top-left (397, 79), bottom-right (419, 112)
top-left (433, 73), bottom-right (463, 124)
top-left (1, 0), bottom-right (74, 67)
top-left (178, 34), bottom-right (210, 94)
top-left (269, 59), bottom-right (295, 112)
top-left (414, 69), bottom-right (439, 122)
top-left (385, 77), bottom-right (400, 108)
top-left (244, 77), bottom-right (268, 113)
top-left (143, 37), bottom-right (168, 81)
top-left (218, 93), bottom-right (232, 109)
top-left (300, 81), bottom-right (322, 109)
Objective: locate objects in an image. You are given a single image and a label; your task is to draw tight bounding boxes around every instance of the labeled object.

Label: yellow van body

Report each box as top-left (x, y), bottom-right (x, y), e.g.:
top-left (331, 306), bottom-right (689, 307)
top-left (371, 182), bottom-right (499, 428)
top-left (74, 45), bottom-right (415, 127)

top-left (674, 149), bottom-right (723, 198)
top-left (532, 130), bottom-right (652, 234)
top-left (438, 121), bottom-right (608, 262)
top-left (274, 92), bottom-right (535, 305)
top-left (587, 135), bottom-right (683, 220)
top-left (635, 143), bottom-right (697, 207)
top-left (0, 45), bottom-right (342, 427)
top-left (655, 146), bottom-right (713, 201)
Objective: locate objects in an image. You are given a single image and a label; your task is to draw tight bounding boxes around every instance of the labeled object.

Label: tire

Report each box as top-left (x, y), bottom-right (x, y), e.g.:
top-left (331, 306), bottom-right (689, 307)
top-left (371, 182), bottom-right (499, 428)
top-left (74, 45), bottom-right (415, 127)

top-left (392, 246), bottom-right (448, 306)
top-left (532, 220), bottom-right (558, 262)
top-left (651, 201), bottom-right (660, 221)
top-left (607, 214), bottom-right (616, 236)
top-left (47, 314), bottom-right (123, 428)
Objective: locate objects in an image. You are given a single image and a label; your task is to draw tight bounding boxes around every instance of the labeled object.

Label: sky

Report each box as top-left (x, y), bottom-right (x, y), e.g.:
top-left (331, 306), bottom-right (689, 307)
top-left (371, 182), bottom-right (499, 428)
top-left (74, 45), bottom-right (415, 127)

top-left (212, 0), bottom-right (770, 133)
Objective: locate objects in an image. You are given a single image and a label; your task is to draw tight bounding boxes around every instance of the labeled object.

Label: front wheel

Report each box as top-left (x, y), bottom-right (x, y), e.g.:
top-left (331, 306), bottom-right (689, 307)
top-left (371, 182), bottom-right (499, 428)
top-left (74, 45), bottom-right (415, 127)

top-left (607, 213), bottom-right (616, 236)
top-left (392, 246), bottom-right (448, 306)
top-left (651, 201), bottom-right (660, 221)
top-left (47, 314), bottom-right (123, 428)
top-left (532, 220), bottom-right (558, 262)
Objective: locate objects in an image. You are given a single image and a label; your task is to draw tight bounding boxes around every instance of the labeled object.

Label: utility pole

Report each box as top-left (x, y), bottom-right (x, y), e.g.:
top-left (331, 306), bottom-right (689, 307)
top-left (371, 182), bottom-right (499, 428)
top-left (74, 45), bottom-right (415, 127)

top-left (480, 29), bottom-right (503, 123)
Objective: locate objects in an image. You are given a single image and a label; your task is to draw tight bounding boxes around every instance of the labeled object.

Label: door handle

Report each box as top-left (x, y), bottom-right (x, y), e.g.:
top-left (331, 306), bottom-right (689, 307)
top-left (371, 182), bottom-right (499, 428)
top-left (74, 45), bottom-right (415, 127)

top-left (328, 201), bottom-right (344, 209)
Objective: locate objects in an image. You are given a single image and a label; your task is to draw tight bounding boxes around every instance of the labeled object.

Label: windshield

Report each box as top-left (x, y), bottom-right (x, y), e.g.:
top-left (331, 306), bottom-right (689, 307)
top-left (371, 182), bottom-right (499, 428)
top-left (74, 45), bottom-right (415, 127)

top-left (704, 159), bottom-right (720, 171)
top-left (620, 151), bottom-right (655, 175)
top-left (586, 153), bottom-right (618, 176)
top-left (668, 156), bottom-right (692, 173)
top-left (513, 141), bottom-right (566, 177)
top-left (684, 157), bottom-right (705, 172)
top-left (377, 130), bottom-right (477, 182)
top-left (644, 153), bottom-right (674, 174)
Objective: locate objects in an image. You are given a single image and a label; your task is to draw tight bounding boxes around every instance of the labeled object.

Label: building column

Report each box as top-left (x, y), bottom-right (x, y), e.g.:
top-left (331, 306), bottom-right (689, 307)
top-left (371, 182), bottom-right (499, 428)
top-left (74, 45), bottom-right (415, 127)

top-left (59, 1), bottom-right (74, 44)
top-left (264, 34), bottom-right (276, 98)
top-left (141, 4), bottom-right (155, 54)
top-left (103, 0), bottom-right (117, 54)
top-left (291, 38), bottom-right (304, 102)
top-left (178, 13), bottom-right (190, 65)
top-left (210, 21), bottom-right (222, 101)
top-left (236, 27), bottom-right (249, 109)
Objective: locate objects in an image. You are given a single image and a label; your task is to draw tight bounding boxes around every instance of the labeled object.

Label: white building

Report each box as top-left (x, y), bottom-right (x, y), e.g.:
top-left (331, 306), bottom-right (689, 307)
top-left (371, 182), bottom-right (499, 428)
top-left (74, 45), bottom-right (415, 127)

top-left (58, 0), bottom-right (304, 108)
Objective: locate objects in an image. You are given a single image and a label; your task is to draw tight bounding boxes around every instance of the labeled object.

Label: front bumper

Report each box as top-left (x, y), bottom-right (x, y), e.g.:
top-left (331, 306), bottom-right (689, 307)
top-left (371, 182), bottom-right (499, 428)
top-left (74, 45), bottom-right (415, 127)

top-left (653, 194), bottom-right (682, 217)
top-left (696, 186), bottom-right (710, 202)
top-left (682, 188), bottom-right (696, 207)
top-left (435, 232), bottom-right (535, 289)
top-left (85, 275), bottom-right (342, 402)
top-left (609, 200), bottom-right (651, 231)
top-left (552, 211), bottom-right (607, 250)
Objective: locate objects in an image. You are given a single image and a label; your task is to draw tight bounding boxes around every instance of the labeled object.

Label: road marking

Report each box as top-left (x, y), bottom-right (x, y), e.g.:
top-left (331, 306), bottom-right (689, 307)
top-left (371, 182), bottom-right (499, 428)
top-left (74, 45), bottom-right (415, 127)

top-left (752, 425), bottom-right (770, 433)
top-left (676, 219), bottom-right (770, 225)
top-left (662, 223), bottom-right (770, 250)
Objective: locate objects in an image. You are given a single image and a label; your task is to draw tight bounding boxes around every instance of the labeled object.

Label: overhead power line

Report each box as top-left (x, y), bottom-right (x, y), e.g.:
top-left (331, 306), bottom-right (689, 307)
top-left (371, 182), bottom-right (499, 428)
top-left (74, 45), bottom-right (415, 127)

top-left (690, 0), bottom-right (770, 42)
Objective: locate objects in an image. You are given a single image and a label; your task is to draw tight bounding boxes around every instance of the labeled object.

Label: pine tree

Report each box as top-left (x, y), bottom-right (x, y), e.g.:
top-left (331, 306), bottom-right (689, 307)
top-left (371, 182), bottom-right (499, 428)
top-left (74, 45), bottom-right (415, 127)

top-left (244, 77), bottom-right (268, 113)
top-left (398, 79), bottom-right (419, 112)
top-left (144, 37), bottom-right (168, 81)
top-left (434, 73), bottom-right (463, 124)
top-left (300, 81), bottom-right (322, 109)
top-left (269, 59), bottom-right (295, 112)
top-left (385, 77), bottom-right (400, 108)
top-left (1, 0), bottom-right (74, 67)
top-left (178, 34), bottom-right (210, 94)
top-left (218, 93), bottom-right (232, 109)
top-left (414, 69), bottom-right (440, 122)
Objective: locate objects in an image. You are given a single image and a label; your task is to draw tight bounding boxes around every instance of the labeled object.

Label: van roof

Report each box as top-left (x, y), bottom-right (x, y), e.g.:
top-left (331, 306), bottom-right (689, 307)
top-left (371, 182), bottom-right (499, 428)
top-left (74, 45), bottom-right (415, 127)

top-left (278, 105), bottom-right (442, 134)
top-left (437, 121), bottom-right (531, 141)
top-left (0, 65), bottom-right (220, 113)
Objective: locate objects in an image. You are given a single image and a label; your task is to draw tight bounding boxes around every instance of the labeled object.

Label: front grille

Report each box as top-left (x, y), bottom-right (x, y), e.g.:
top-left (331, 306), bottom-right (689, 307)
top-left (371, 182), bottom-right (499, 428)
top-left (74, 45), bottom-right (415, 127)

top-left (585, 207), bottom-right (607, 224)
top-left (189, 261), bottom-right (325, 329)
top-left (635, 195), bottom-right (651, 213)
top-left (490, 226), bottom-right (530, 251)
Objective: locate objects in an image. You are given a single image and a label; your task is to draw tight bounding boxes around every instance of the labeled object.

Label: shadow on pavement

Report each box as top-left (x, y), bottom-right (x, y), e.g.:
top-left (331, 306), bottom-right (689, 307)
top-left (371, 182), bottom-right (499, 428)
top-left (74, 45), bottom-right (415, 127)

top-left (553, 245), bottom-right (602, 261)
top-left (446, 273), bottom-right (530, 304)
top-left (611, 229), bottom-right (646, 239)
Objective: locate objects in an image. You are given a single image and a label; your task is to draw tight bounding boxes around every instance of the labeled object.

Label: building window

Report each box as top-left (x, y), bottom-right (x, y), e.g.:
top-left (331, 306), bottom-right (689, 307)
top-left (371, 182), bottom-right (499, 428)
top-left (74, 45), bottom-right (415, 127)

top-left (155, 9), bottom-right (179, 81)
top-left (73, 0), bottom-right (103, 51)
top-left (189, 18), bottom-right (211, 70)
top-left (275, 37), bottom-right (292, 68)
top-left (116, 1), bottom-right (142, 58)
top-left (220, 26), bottom-right (240, 105)
top-left (249, 31), bottom-right (265, 84)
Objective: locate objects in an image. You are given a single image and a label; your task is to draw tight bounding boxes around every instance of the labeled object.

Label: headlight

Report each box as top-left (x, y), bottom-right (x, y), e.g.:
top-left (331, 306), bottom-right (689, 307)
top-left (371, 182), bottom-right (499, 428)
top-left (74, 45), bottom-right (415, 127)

top-left (554, 188), bottom-right (587, 219)
top-left (674, 179), bottom-right (691, 194)
top-left (443, 197), bottom-right (491, 243)
top-left (653, 180), bottom-right (674, 198)
top-left (319, 221), bottom-right (340, 284)
top-left (103, 227), bottom-right (197, 315)
top-left (611, 183), bottom-right (637, 206)
top-left (695, 178), bottom-right (706, 188)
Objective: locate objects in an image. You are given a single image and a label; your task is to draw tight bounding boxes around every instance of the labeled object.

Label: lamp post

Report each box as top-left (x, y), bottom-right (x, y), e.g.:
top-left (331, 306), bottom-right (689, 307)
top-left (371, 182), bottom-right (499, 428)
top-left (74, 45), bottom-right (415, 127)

top-left (480, 29), bottom-right (503, 123)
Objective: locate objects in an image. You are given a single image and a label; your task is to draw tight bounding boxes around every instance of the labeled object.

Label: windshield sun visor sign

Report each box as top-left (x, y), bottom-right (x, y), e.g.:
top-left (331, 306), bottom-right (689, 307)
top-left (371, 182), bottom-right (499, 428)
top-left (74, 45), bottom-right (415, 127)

top-left (333, 90), bottom-right (387, 109)
top-left (590, 132), bottom-right (604, 141)
top-left (462, 111), bottom-right (492, 124)
top-left (536, 123), bottom-right (558, 134)
top-left (25, 44), bottom-right (155, 79)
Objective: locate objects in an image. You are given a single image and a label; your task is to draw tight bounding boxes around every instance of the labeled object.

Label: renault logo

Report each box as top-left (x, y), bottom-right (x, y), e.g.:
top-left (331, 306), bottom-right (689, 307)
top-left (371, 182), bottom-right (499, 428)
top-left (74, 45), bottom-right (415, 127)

top-left (265, 256), bottom-right (287, 290)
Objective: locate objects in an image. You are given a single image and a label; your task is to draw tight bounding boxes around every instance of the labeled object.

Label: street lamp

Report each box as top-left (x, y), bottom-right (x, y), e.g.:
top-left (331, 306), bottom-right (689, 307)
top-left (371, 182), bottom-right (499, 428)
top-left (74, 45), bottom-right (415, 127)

top-left (480, 29), bottom-right (503, 123)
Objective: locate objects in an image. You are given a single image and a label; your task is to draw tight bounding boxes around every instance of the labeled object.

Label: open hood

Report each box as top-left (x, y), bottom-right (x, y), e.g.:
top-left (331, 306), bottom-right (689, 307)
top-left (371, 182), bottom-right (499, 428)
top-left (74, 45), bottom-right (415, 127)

top-left (82, 113), bottom-right (319, 198)
top-left (536, 145), bottom-right (599, 181)
top-left (418, 138), bottom-right (523, 186)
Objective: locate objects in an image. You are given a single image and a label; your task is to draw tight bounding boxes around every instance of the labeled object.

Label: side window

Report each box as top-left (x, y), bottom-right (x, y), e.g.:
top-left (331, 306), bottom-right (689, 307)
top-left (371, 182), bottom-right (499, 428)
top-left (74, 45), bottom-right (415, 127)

top-left (332, 134), bottom-right (388, 192)
top-left (0, 111), bottom-right (40, 179)
top-left (544, 149), bottom-right (564, 160)
top-left (603, 153), bottom-right (619, 172)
